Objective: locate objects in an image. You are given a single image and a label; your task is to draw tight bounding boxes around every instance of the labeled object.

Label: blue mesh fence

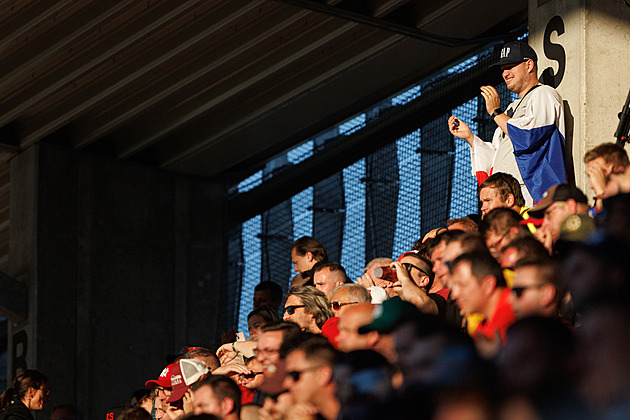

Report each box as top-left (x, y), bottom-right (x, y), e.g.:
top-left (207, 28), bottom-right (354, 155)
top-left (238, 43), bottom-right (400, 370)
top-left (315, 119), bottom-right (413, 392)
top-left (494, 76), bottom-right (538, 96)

top-left (223, 41), bottom-right (525, 338)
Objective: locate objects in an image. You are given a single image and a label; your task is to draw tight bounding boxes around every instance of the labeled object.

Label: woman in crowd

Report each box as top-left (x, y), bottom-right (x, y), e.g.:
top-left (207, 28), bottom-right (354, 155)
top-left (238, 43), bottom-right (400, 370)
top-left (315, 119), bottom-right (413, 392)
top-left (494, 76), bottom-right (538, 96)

top-left (0, 370), bottom-right (49, 420)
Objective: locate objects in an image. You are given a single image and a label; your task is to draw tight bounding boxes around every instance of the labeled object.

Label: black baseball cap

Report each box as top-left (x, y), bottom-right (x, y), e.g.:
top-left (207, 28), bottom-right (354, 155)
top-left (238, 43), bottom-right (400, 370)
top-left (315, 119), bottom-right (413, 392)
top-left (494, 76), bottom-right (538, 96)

top-left (490, 41), bottom-right (538, 67)
top-left (528, 184), bottom-right (588, 218)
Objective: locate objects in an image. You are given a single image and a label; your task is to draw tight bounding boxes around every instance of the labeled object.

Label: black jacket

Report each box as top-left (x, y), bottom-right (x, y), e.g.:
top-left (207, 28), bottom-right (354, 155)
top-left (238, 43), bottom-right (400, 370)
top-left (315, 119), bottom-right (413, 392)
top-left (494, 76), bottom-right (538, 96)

top-left (0, 401), bottom-right (34, 420)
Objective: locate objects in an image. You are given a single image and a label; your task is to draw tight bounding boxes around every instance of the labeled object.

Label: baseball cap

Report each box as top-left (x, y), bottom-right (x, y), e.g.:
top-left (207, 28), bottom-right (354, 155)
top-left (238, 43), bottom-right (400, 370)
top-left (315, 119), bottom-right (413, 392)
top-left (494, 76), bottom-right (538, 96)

top-left (490, 41), bottom-right (538, 67)
top-left (145, 363), bottom-right (177, 388)
top-left (167, 359), bottom-right (209, 403)
top-left (528, 184), bottom-right (588, 218)
top-left (358, 299), bottom-right (421, 334)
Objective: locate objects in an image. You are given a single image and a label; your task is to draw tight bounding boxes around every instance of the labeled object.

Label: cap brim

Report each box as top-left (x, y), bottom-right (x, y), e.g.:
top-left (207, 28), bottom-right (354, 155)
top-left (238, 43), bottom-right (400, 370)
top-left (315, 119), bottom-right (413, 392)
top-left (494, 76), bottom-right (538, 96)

top-left (145, 378), bottom-right (170, 388)
top-left (489, 59), bottom-right (523, 68)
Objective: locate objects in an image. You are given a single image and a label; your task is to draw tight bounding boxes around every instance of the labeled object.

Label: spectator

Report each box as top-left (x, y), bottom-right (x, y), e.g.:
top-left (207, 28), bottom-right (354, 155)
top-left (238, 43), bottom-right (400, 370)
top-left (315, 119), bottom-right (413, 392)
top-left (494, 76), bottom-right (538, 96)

top-left (291, 236), bottom-right (328, 284)
top-left (0, 370), bottom-right (49, 419)
top-left (255, 322), bottom-right (301, 374)
top-left (390, 254), bottom-right (446, 316)
top-left (283, 286), bottom-right (333, 334)
top-left (478, 208), bottom-right (525, 259)
top-left (313, 262), bottom-right (348, 300)
top-left (584, 142), bottom-right (630, 212)
top-left (247, 306), bottom-right (280, 341)
top-left (510, 257), bottom-right (564, 319)
top-left (329, 284), bottom-right (371, 317)
top-left (283, 336), bottom-right (340, 420)
top-left (528, 184), bottom-right (589, 251)
top-left (337, 303), bottom-right (379, 353)
top-left (498, 234), bottom-right (549, 270)
top-left (178, 348), bottom-right (221, 373)
top-left (50, 404), bottom-right (82, 420)
top-left (356, 257), bottom-right (396, 299)
top-left (191, 376), bottom-right (241, 420)
top-left (447, 216), bottom-right (479, 232)
top-left (334, 350), bottom-right (395, 420)
top-left (449, 40), bottom-right (566, 205)
top-left (116, 406), bottom-right (152, 420)
top-left (253, 281), bottom-right (283, 312)
top-left (497, 317), bottom-right (582, 419)
top-left (477, 172), bottom-right (526, 218)
top-left (449, 250), bottom-right (515, 350)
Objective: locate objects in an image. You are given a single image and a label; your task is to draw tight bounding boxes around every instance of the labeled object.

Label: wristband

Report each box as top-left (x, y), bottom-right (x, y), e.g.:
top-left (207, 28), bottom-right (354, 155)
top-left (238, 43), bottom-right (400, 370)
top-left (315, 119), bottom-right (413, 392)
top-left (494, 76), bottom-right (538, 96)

top-left (491, 108), bottom-right (503, 119)
top-left (232, 342), bottom-right (239, 353)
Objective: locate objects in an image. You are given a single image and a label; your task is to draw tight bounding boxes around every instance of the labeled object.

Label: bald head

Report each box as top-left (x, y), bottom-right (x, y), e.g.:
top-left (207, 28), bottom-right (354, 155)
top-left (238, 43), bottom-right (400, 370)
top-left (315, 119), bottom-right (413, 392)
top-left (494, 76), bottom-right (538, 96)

top-left (336, 303), bottom-right (377, 352)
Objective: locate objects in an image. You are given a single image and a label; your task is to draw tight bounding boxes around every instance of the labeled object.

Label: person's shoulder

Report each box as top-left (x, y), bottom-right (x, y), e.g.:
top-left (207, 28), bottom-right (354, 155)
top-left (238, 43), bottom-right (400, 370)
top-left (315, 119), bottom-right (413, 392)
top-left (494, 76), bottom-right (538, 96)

top-left (532, 83), bottom-right (562, 101)
top-left (0, 403), bottom-right (34, 420)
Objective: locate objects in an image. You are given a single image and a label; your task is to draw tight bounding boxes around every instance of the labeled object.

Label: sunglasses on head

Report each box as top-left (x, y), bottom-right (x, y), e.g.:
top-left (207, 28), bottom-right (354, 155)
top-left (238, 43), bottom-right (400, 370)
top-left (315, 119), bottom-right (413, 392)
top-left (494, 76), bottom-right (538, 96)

top-left (283, 305), bottom-right (305, 315)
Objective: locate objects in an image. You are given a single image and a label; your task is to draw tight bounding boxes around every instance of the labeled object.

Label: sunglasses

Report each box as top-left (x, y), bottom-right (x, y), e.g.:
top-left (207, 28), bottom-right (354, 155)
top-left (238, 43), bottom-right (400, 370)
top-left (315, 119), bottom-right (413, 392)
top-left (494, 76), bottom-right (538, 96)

top-left (286, 366), bottom-right (322, 382)
top-left (330, 301), bottom-right (359, 311)
top-left (402, 262), bottom-right (428, 276)
top-left (283, 305), bottom-right (305, 315)
top-left (511, 284), bottom-right (544, 298)
top-left (239, 371), bottom-right (264, 380)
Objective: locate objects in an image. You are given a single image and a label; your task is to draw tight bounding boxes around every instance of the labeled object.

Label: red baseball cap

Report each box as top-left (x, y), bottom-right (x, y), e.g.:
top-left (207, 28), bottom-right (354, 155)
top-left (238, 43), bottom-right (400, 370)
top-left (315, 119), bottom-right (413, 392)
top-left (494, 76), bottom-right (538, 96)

top-left (145, 363), bottom-right (177, 388)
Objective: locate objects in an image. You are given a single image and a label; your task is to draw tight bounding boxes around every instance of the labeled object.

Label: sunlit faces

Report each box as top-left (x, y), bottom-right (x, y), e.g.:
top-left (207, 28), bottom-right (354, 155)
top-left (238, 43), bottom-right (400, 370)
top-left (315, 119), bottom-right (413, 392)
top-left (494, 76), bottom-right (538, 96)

top-left (248, 314), bottom-right (267, 341)
top-left (26, 386), bottom-right (49, 410)
top-left (283, 350), bottom-right (323, 404)
top-left (501, 60), bottom-right (532, 95)
top-left (450, 261), bottom-right (488, 316)
top-left (291, 248), bottom-right (313, 274)
top-left (510, 265), bottom-right (550, 319)
top-left (336, 304), bottom-right (375, 352)
top-left (479, 187), bottom-right (508, 218)
top-left (313, 267), bottom-right (345, 300)
top-left (330, 288), bottom-right (358, 317)
top-left (283, 294), bottom-right (314, 331)
top-left (256, 330), bottom-right (283, 369)
top-left (399, 255), bottom-right (429, 288)
top-left (485, 230), bottom-right (508, 259)
top-left (431, 241), bottom-right (447, 280)
top-left (541, 201), bottom-right (572, 242)
top-left (192, 384), bottom-right (223, 416)
top-left (438, 241), bottom-right (463, 288)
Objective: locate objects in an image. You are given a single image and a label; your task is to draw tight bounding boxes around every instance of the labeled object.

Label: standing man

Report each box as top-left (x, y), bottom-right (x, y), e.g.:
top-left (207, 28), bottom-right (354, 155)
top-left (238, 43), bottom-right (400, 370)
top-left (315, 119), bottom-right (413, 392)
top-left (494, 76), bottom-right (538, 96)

top-left (291, 236), bottom-right (328, 285)
top-left (449, 41), bottom-right (566, 205)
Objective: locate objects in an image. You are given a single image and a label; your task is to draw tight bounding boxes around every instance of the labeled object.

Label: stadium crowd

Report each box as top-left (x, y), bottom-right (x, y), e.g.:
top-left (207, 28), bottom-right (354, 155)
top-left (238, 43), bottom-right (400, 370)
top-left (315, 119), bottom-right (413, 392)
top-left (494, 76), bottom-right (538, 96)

top-left (1, 40), bottom-right (630, 420)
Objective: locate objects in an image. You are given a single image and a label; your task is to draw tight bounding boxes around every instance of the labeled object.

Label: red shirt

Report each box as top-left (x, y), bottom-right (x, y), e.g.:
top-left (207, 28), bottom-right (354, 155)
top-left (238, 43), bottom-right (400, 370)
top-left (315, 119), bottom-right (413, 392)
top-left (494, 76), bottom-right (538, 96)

top-left (321, 317), bottom-right (340, 349)
top-left (474, 288), bottom-right (516, 343)
top-left (435, 287), bottom-right (451, 299)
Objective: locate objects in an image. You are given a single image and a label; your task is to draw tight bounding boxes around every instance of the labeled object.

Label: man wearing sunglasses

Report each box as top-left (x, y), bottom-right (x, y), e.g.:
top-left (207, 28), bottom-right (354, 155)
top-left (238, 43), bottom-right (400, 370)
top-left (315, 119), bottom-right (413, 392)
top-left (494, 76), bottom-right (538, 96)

top-left (448, 41), bottom-right (566, 206)
top-left (283, 336), bottom-right (340, 420)
top-left (510, 257), bottom-right (564, 320)
top-left (391, 253), bottom-right (447, 317)
top-left (283, 286), bottom-right (333, 334)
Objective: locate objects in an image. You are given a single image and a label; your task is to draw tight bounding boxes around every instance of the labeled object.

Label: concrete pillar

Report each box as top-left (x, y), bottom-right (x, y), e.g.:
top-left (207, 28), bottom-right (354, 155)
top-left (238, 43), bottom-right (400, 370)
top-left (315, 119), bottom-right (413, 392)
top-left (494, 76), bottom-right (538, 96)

top-left (529, 0), bottom-right (630, 193)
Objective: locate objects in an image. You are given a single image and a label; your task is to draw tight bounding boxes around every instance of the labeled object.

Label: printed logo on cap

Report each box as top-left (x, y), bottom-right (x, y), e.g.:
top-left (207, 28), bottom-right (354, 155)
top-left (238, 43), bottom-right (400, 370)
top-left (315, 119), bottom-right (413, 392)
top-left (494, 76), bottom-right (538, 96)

top-left (171, 373), bottom-right (183, 387)
top-left (500, 47), bottom-right (511, 59)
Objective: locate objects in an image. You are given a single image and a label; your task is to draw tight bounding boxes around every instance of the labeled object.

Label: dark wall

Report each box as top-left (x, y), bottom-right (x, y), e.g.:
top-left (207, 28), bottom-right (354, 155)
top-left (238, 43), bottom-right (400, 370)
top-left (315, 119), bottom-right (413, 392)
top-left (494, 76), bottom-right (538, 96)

top-left (8, 144), bottom-right (225, 419)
